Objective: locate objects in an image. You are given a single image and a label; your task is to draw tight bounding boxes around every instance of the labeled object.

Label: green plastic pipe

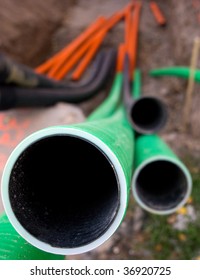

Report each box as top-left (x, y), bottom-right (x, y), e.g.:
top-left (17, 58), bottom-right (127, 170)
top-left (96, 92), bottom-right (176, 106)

top-left (131, 134), bottom-right (192, 215)
top-left (0, 72), bottom-right (123, 259)
top-left (150, 67), bottom-right (200, 82)
top-left (132, 69), bottom-right (141, 99)
top-left (126, 66), bottom-right (167, 134)
top-left (1, 72), bottom-right (134, 255)
top-left (0, 213), bottom-right (64, 260)
top-left (88, 72), bottom-right (123, 121)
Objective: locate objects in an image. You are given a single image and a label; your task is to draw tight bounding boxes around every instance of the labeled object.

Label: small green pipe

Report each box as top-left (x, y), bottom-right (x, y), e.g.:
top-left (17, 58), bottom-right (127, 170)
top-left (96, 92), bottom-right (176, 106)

top-left (135, 134), bottom-right (181, 166)
top-left (131, 134), bottom-right (192, 215)
top-left (127, 67), bottom-right (167, 134)
top-left (87, 72), bottom-right (123, 121)
top-left (150, 67), bottom-right (200, 82)
top-left (132, 69), bottom-right (142, 99)
top-left (0, 213), bottom-right (64, 260)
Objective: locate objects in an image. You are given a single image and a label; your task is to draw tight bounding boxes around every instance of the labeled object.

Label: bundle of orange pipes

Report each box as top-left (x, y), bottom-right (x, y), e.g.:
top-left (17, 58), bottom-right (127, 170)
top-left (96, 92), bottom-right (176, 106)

top-left (35, 1), bottom-right (143, 82)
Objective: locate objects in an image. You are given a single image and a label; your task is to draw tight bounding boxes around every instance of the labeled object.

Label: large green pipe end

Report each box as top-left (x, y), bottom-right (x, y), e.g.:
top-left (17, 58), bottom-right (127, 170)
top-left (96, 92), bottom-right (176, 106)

top-left (2, 108), bottom-right (134, 255)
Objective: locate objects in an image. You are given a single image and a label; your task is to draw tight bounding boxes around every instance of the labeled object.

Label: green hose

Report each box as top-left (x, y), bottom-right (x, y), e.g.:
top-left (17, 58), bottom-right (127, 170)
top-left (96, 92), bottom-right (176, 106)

top-left (132, 69), bottom-right (142, 99)
top-left (0, 213), bottom-right (64, 260)
top-left (150, 67), bottom-right (200, 82)
top-left (88, 72), bottom-right (123, 121)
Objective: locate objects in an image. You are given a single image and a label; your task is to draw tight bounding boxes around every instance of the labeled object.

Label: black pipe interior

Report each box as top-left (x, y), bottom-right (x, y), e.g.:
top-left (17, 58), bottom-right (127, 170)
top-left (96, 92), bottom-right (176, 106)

top-left (136, 160), bottom-right (188, 211)
top-left (130, 97), bottom-right (167, 133)
top-left (9, 136), bottom-right (119, 248)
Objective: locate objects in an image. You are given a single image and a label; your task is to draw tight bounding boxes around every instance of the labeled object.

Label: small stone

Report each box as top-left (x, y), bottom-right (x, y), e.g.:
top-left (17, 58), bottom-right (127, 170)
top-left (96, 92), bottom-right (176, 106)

top-left (173, 214), bottom-right (189, 230)
top-left (167, 214), bottom-right (177, 224)
top-left (113, 246), bottom-right (120, 254)
top-left (133, 206), bottom-right (145, 232)
top-left (186, 205), bottom-right (197, 221)
top-left (160, 87), bottom-right (168, 96)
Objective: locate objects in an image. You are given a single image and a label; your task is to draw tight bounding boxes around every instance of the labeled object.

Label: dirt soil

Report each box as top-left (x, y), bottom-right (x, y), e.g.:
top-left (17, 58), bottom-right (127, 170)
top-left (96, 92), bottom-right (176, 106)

top-left (0, 0), bottom-right (200, 259)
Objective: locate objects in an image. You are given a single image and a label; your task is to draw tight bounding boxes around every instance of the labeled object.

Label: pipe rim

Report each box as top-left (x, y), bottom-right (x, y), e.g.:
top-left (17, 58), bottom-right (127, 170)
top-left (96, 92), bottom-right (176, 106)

top-left (131, 156), bottom-right (192, 215)
top-left (1, 126), bottom-right (127, 255)
top-left (129, 96), bottom-right (168, 135)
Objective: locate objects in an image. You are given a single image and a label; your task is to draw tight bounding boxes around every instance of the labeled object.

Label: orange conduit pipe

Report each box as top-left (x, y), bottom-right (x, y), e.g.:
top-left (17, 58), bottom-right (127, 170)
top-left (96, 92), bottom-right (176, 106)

top-left (125, 4), bottom-right (134, 77)
top-left (51, 2), bottom-right (136, 80)
top-left (116, 43), bottom-right (126, 73)
top-left (36, 2), bottom-right (135, 80)
top-left (47, 33), bottom-right (100, 80)
top-left (149, 1), bottom-right (166, 26)
top-left (71, 8), bottom-right (130, 81)
top-left (127, 2), bottom-right (142, 75)
top-left (52, 10), bottom-right (125, 80)
top-left (71, 31), bottom-right (106, 81)
top-left (70, 3), bottom-right (136, 81)
top-left (125, 4), bottom-right (133, 50)
top-left (35, 2), bottom-right (135, 81)
top-left (35, 16), bottom-right (106, 74)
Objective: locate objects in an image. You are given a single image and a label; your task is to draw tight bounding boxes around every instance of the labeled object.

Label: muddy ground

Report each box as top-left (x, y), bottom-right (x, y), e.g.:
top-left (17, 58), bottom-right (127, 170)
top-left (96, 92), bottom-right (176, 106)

top-left (0, 0), bottom-right (200, 259)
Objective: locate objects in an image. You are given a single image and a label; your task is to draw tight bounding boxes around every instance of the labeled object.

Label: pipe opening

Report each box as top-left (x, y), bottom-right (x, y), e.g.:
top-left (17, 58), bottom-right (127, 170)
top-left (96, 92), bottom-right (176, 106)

top-left (130, 97), bottom-right (167, 134)
top-left (135, 160), bottom-right (188, 211)
top-left (8, 136), bottom-right (119, 248)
